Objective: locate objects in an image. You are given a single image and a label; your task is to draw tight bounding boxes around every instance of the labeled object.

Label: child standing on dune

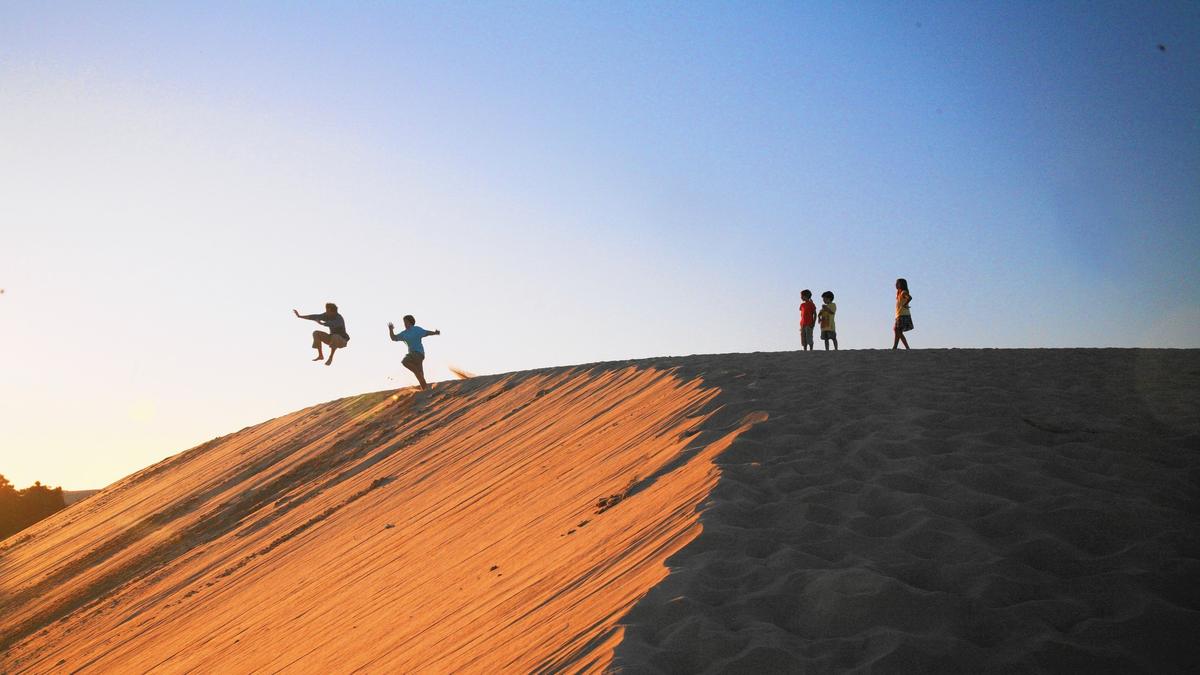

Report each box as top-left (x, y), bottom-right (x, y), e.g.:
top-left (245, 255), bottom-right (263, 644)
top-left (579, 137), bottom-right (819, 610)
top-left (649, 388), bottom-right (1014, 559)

top-left (799, 290), bottom-right (816, 351)
top-left (892, 278), bottom-right (913, 350)
top-left (819, 291), bottom-right (837, 350)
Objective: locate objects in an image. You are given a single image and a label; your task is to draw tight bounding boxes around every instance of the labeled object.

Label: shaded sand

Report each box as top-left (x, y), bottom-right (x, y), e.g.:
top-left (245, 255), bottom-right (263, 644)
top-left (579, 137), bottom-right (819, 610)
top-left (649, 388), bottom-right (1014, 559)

top-left (613, 350), bottom-right (1200, 672)
top-left (1, 367), bottom-right (759, 673)
top-left (2, 349), bottom-right (1198, 672)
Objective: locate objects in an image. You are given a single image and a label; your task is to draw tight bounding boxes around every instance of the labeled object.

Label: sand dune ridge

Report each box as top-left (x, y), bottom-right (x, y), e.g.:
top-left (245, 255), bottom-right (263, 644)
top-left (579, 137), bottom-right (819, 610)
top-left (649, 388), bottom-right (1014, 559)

top-left (3, 350), bottom-right (1198, 673)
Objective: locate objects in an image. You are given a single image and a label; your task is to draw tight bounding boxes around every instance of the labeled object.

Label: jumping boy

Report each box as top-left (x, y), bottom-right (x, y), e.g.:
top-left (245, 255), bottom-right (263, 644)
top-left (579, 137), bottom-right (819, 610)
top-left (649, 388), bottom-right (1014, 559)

top-left (388, 315), bottom-right (441, 390)
top-left (294, 303), bottom-right (349, 365)
top-left (799, 290), bottom-right (816, 351)
top-left (818, 291), bottom-right (838, 350)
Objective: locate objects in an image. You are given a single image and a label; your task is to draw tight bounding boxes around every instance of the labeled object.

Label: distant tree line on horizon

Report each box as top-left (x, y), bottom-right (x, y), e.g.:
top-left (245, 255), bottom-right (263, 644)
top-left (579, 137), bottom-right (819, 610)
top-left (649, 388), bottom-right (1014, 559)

top-left (0, 475), bottom-right (67, 541)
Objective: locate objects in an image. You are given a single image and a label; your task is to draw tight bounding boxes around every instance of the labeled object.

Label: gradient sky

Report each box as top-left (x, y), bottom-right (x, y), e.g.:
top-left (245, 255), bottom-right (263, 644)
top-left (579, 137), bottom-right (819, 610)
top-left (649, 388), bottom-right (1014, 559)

top-left (2, 1), bottom-right (1198, 490)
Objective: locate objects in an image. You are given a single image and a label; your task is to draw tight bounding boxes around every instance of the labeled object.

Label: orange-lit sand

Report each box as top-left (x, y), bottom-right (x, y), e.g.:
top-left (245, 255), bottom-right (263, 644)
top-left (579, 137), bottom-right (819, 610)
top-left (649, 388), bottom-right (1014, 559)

top-left (1, 365), bottom-right (758, 673)
top-left (3, 350), bottom-right (1199, 672)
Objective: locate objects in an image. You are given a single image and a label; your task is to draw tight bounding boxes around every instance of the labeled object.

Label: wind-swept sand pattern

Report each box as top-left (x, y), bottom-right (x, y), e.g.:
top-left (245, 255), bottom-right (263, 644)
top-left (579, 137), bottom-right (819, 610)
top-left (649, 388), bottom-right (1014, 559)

top-left (2, 350), bottom-right (1198, 672)
top-left (0, 366), bottom-right (760, 673)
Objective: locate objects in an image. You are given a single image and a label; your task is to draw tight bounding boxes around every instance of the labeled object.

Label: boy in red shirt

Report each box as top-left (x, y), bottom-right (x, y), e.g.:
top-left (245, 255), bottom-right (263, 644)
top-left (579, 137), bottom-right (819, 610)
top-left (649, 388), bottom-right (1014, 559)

top-left (799, 289), bottom-right (817, 351)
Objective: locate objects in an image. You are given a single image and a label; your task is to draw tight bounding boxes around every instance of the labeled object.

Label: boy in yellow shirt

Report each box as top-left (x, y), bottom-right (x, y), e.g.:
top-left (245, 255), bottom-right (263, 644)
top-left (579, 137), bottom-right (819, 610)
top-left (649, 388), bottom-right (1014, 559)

top-left (818, 291), bottom-right (837, 351)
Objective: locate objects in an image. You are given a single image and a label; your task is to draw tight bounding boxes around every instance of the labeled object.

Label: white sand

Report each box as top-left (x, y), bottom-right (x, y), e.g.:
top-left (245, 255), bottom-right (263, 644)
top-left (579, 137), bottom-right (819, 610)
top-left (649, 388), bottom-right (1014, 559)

top-left (2, 349), bottom-right (1197, 672)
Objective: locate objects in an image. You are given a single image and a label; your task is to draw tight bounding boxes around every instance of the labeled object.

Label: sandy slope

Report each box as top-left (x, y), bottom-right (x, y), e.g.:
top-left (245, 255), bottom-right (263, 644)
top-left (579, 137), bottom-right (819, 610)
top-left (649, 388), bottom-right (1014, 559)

top-left (1, 366), bottom-right (759, 673)
top-left (2, 350), bottom-right (1198, 673)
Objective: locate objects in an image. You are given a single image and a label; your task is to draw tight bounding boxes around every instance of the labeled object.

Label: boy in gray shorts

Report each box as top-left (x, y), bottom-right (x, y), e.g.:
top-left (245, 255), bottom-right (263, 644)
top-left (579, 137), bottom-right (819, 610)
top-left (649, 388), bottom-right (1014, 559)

top-left (388, 314), bottom-right (441, 390)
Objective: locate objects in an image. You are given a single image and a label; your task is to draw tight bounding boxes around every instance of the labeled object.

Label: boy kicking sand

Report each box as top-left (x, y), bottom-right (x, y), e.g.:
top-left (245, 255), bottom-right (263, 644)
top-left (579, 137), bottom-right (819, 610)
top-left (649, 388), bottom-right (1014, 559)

top-left (389, 315), bottom-right (441, 390)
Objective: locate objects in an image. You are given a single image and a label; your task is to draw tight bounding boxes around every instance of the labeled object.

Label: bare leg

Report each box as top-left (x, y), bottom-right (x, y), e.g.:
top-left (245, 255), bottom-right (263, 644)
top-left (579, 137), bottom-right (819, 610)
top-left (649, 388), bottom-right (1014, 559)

top-left (312, 331), bottom-right (327, 361)
top-left (402, 356), bottom-right (428, 390)
top-left (325, 346), bottom-right (337, 365)
top-left (833, 336), bottom-right (839, 350)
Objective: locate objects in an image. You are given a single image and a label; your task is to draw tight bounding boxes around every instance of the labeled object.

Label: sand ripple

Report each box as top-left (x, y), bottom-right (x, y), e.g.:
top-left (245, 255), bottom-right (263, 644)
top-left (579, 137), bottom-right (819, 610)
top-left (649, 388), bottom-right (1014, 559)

top-left (613, 349), bottom-right (1200, 673)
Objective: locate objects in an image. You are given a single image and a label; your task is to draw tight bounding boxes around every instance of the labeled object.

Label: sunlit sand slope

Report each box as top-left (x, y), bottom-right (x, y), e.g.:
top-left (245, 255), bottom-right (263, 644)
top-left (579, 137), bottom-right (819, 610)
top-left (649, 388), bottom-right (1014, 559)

top-left (1, 366), bottom-right (759, 673)
top-left (3, 350), bottom-right (1197, 673)
top-left (614, 349), bottom-right (1200, 672)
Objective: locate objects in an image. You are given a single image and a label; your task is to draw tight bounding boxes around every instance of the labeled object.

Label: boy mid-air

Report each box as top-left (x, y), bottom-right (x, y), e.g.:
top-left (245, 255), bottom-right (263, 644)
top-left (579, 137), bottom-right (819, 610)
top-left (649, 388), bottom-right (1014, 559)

top-left (388, 315), bottom-right (441, 390)
top-left (294, 303), bottom-right (349, 365)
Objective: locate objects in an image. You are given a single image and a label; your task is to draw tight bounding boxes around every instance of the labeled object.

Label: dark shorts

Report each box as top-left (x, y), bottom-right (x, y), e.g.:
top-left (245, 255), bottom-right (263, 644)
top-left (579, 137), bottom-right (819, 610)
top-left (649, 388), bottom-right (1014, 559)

top-left (821, 330), bottom-right (836, 341)
top-left (895, 315), bottom-right (914, 332)
top-left (402, 352), bottom-right (425, 367)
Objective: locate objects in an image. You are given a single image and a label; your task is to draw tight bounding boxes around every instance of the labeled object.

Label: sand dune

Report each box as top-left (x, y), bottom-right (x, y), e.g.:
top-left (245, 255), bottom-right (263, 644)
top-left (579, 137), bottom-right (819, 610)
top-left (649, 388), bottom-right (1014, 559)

top-left (2, 350), bottom-right (1198, 672)
top-left (613, 350), bottom-right (1200, 672)
top-left (0, 366), bottom-right (758, 673)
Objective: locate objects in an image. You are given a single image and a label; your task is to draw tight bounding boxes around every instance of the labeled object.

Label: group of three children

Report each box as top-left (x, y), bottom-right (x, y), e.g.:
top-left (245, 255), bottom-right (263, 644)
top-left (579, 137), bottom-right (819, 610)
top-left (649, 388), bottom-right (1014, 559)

top-left (798, 278), bottom-right (914, 351)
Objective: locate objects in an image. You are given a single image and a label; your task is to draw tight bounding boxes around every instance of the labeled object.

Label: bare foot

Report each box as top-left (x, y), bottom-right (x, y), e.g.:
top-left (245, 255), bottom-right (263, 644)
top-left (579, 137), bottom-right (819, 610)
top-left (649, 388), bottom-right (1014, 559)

top-left (325, 357), bottom-right (334, 366)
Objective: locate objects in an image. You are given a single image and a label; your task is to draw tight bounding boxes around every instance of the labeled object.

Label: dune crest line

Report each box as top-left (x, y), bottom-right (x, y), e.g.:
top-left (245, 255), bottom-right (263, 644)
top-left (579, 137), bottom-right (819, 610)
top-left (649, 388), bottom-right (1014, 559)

top-left (613, 349), bottom-right (1200, 672)
top-left (5, 350), bottom-right (1199, 672)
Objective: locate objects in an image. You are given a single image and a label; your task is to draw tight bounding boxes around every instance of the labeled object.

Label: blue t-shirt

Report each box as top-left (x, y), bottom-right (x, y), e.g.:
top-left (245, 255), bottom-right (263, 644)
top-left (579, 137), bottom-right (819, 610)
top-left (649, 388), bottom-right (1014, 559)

top-left (393, 326), bottom-right (433, 354)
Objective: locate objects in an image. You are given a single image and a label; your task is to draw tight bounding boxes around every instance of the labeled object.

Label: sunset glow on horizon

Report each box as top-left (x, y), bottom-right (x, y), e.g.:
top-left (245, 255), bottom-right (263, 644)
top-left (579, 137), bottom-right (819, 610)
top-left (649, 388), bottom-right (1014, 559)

top-left (2, 2), bottom-right (1198, 489)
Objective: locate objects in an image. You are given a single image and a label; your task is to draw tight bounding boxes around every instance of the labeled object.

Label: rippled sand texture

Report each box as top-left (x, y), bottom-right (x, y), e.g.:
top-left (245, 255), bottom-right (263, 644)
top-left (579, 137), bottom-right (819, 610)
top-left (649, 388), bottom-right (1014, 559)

top-left (0, 366), bottom-right (761, 673)
top-left (3, 350), bottom-right (1197, 673)
top-left (614, 349), bottom-right (1200, 672)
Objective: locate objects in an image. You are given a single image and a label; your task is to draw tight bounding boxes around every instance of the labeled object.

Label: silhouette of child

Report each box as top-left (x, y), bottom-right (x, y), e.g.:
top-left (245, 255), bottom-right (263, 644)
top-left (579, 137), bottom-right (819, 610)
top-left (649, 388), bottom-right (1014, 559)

top-left (294, 303), bottom-right (349, 365)
top-left (799, 290), bottom-right (816, 351)
top-left (892, 279), bottom-right (912, 350)
top-left (819, 291), bottom-right (837, 350)
top-left (389, 315), bottom-right (441, 390)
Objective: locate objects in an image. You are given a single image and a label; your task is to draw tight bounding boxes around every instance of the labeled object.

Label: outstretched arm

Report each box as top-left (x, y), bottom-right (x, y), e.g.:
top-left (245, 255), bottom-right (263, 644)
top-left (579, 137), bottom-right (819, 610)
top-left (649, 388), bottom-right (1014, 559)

top-left (388, 322), bottom-right (399, 341)
top-left (295, 309), bottom-right (325, 323)
top-left (426, 329), bottom-right (442, 337)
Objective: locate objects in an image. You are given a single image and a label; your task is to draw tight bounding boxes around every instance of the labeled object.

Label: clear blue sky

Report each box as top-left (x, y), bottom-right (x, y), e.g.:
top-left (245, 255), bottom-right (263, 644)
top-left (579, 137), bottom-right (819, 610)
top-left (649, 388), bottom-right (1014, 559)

top-left (2, 1), bottom-right (1198, 489)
